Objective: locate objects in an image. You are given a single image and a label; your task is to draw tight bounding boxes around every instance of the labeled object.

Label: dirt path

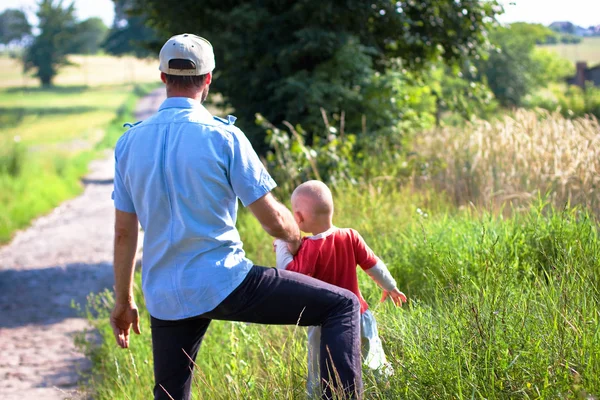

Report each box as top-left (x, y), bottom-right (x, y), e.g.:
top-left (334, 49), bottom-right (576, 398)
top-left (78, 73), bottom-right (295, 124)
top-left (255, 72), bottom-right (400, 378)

top-left (0, 88), bottom-right (165, 400)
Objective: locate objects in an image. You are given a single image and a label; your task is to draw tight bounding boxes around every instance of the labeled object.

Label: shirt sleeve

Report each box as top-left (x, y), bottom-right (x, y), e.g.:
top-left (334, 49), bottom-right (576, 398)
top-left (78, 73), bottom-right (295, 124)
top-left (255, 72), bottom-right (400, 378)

top-left (364, 259), bottom-right (397, 291)
top-left (274, 239), bottom-right (294, 269)
top-left (112, 154), bottom-right (136, 214)
top-left (284, 239), bottom-right (320, 277)
top-left (226, 127), bottom-right (277, 207)
top-left (352, 230), bottom-right (378, 270)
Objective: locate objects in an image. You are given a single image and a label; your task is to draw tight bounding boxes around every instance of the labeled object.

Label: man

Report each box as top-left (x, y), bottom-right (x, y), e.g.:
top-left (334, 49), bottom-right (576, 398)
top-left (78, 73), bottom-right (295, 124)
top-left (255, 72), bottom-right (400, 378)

top-left (110, 33), bottom-right (363, 400)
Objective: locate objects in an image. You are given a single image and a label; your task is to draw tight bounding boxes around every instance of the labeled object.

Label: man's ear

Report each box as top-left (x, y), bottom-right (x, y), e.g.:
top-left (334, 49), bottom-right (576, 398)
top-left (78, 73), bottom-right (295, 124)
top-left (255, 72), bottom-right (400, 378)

top-left (160, 72), bottom-right (167, 83)
top-left (205, 72), bottom-right (212, 85)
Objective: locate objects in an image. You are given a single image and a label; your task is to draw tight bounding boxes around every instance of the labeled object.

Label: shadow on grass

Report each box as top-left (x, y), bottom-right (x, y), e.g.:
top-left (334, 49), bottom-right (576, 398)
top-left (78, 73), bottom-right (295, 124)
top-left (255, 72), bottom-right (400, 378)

top-left (80, 178), bottom-right (114, 185)
top-left (3, 85), bottom-right (90, 94)
top-left (0, 106), bottom-right (109, 129)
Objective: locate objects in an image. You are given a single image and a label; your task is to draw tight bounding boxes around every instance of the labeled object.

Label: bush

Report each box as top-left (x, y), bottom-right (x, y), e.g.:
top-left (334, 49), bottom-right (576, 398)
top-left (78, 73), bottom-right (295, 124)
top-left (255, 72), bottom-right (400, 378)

top-left (0, 141), bottom-right (27, 177)
top-left (525, 84), bottom-right (600, 120)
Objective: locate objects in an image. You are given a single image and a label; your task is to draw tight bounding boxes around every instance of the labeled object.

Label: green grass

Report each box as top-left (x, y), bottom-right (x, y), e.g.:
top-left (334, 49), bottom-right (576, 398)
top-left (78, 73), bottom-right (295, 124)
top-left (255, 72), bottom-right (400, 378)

top-left (539, 37), bottom-right (600, 66)
top-left (0, 82), bottom-right (158, 243)
top-left (80, 186), bottom-right (600, 399)
top-left (0, 85), bottom-right (137, 146)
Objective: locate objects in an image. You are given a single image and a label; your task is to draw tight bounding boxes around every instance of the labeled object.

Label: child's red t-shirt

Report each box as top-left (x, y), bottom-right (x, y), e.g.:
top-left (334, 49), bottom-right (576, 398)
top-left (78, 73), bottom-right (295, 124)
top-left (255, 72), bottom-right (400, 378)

top-left (283, 227), bottom-right (378, 313)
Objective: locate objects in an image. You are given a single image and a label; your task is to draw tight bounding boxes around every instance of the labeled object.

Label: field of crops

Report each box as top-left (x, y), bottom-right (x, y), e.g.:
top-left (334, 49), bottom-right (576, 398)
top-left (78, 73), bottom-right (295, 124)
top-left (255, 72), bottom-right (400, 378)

top-left (539, 37), bottom-right (600, 66)
top-left (0, 54), bottom-right (159, 88)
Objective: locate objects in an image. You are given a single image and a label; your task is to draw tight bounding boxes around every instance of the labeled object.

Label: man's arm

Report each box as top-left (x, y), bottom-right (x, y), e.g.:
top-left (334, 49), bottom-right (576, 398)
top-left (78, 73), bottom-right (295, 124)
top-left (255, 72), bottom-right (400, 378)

top-left (110, 209), bottom-right (141, 348)
top-left (248, 192), bottom-right (302, 254)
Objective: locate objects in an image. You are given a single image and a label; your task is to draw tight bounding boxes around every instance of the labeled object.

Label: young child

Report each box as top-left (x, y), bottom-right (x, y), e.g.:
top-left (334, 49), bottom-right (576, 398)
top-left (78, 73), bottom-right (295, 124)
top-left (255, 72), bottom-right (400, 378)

top-left (274, 180), bottom-right (407, 395)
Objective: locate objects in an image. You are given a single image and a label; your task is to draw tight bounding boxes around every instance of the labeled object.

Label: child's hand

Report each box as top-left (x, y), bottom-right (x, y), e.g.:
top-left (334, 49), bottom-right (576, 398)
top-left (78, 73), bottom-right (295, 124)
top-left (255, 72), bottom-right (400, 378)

top-left (381, 288), bottom-right (407, 307)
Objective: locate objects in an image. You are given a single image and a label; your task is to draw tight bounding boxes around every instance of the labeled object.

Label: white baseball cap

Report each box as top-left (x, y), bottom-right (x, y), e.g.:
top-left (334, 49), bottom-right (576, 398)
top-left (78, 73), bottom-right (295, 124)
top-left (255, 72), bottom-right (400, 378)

top-left (159, 33), bottom-right (215, 76)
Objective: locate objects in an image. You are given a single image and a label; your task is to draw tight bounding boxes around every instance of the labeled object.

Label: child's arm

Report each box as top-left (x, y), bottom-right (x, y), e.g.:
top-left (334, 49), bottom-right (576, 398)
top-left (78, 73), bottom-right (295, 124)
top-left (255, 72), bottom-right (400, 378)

top-left (274, 239), bottom-right (294, 269)
top-left (365, 260), bottom-right (407, 307)
top-left (352, 229), bottom-right (408, 307)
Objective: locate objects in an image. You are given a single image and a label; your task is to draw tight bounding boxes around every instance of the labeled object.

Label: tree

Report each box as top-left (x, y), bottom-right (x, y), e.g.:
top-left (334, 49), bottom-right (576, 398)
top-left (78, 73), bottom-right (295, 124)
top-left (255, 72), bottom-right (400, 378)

top-left (508, 22), bottom-right (558, 45)
top-left (123, 0), bottom-right (501, 150)
top-left (102, 0), bottom-right (156, 58)
top-left (68, 17), bottom-right (108, 54)
top-left (0, 9), bottom-right (31, 46)
top-left (23, 0), bottom-right (77, 86)
top-left (474, 23), bottom-right (573, 107)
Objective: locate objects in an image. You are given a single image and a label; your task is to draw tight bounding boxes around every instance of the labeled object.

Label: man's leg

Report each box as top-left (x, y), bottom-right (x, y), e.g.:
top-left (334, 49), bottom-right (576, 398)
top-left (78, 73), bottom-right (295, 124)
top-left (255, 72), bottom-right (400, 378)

top-left (204, 265), bottom-right (362, 399)
top-left (151, 316), bottom-right (211, 400)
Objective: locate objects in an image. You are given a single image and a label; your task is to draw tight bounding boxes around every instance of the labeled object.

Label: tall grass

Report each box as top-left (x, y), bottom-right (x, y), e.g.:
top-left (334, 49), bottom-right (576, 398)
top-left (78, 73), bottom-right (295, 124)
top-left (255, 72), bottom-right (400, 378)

top-left (80, 185), bottom-right (600, 399)
top-left (413, 110), bottom-right (600, 216)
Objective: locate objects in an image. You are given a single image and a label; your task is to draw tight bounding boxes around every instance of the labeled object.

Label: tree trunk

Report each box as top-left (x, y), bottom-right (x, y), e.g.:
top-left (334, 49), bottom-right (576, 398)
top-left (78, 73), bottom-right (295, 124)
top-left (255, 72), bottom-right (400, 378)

top-left (40, 74), bottom-right (53, 87)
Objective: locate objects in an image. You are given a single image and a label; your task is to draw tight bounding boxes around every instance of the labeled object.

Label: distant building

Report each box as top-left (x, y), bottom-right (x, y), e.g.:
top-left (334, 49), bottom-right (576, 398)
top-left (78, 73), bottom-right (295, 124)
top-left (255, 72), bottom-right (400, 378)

top-left (566, 62), bottom-right (600, 88)
top-left (589, 25), bottom-right (600, 36)
top-left (549, 21), bottom-right (598, 37)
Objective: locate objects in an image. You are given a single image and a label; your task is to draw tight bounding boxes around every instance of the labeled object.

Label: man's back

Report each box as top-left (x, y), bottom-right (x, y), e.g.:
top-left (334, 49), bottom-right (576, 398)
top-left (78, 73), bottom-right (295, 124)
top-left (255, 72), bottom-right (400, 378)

top-left (113, 97), bottom-right (276, 320)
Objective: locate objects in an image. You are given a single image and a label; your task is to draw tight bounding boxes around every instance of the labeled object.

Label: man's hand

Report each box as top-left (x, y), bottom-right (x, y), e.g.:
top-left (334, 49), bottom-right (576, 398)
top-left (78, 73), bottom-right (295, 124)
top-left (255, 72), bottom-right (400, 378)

top-left (110, 302), bottom-right (141, 348)
top-left (380, 289), bottom-right (407, 307)
top-left (248, 193), bottom-right (300, 244)
top-left (287, 238), bottom-right (302, 255)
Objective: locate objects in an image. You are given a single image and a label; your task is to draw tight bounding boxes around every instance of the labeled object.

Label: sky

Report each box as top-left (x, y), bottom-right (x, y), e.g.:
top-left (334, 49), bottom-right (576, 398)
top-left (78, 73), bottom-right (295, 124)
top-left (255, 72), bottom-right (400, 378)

top-left (1, 0), bottom-right (115, 27)
top-left (1, 0), bottom-right (599, 29)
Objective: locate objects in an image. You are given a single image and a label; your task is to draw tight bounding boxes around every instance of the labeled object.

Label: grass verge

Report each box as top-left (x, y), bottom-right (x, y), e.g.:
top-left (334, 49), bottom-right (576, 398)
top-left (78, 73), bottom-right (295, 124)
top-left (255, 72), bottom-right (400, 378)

top-left (79, 185), bottom-right (599, 399)
top-left (0, 83), bottom-right (158, 243)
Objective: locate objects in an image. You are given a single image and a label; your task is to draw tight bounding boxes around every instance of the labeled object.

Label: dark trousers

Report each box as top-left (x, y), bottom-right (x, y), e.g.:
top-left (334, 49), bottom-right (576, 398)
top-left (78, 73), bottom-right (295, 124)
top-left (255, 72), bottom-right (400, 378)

top-left (151, 265), bottom-right (362, 400)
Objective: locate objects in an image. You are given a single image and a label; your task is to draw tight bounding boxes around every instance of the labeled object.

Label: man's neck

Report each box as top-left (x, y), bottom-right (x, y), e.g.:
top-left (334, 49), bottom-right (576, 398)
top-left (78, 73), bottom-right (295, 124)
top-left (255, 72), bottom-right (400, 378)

top-left (166, 88), bottom-right (204, 102)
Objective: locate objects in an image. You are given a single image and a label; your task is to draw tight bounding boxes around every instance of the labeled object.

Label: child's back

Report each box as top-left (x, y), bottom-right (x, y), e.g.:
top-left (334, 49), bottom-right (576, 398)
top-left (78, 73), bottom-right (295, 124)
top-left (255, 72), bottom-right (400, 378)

top-left (278, 226), bottom-right (378, 314)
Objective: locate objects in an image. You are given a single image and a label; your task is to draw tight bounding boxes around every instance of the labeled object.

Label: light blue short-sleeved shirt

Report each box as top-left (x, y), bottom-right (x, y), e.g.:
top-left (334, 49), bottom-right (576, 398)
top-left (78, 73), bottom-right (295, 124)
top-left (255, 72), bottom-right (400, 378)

top-left (112, 97), bottom-right (276, 320)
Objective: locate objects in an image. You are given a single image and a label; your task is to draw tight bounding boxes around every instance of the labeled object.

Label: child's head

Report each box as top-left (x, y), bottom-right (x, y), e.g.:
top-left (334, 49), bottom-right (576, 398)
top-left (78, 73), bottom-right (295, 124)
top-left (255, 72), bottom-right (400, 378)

top-left (291, 180), bottom-right (334, 234)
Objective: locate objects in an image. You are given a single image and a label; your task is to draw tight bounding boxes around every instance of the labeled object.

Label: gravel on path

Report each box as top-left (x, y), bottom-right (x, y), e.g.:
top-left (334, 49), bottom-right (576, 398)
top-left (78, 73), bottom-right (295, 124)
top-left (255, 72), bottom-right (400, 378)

top-left (0, 88), bottom-right (165, 400)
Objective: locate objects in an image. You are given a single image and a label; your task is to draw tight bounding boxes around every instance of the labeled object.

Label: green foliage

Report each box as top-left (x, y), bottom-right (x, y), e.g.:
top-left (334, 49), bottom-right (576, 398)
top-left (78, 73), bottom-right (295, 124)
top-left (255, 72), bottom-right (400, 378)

top-left (23, 0), bottom-right (77, 86)
top-left (0, 8), bottom-right (31, 45)
top-left (128, 0), bottom-right (501, 150)
top-left (525, 84), bottom-right (600, 120)
top-left (0, 141), bottom-right (26, 177)
top-left (68, 17), bottom-right (109, 55)
top-left (509, 22), bottom-right (558, 45)
top-left (476, 23), bottom-right (575, 107)
top-left (476, 25), bottom-right (538, 107)
top-left (80, 187), bottom-right (600, 399)
top-left (102, 0), bottom-right (157, 58)
top-left (530, 48), bottom-right (574, 83)
top-left (430, 65), bottom-right (498, 122)
top-left (259, 113), bottom-right (357, 194)
top-left (560, 34), bottom-right (583, 44)
top-left (362, 67), bottom-right (437, 133)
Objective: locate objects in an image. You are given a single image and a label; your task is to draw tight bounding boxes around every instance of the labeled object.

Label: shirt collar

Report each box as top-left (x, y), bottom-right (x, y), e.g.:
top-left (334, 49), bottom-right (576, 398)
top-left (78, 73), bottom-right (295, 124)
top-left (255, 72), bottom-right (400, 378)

top-left (307, 226), bottom-right (337, 240)
top-left (158, 97), bottom-right (213, 119)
